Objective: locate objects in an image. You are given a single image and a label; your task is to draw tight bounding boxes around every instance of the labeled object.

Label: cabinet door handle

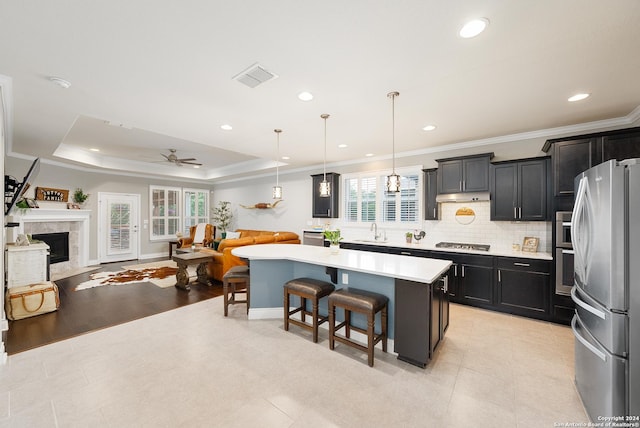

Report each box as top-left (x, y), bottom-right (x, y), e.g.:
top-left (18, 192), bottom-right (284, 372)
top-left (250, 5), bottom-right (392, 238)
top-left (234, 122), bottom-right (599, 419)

top-left (514, 207), bottom-right (517, 218)
top-left (498, 269), bottom-right (501, 282)
top-left (459, 180), bottom-right (462, 191)
top-left (514, 262), bottom-right (530, 267)
top-left (400, 251), bottom-right (412, 256)
top-left (519, 207), bottom-right (522, 218)
top-left (461, 265), bottom-right (465, 277)
top-left (433, 207), bottom-right (436, 218)
top-left (327, 209), bottom-right (330, 216)
top-left (454, 265), bottom-right (457, 277)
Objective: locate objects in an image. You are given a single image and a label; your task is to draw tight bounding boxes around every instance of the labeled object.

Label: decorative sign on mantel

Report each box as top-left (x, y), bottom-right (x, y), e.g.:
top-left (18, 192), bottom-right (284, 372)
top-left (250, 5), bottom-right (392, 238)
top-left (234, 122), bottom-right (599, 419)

top-left (35, 187), bottom-right (69, 202)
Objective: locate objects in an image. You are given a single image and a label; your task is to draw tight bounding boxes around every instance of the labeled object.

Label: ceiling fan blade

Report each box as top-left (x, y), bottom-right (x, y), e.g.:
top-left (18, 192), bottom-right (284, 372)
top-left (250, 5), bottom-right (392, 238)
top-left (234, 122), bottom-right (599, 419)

top-left (161, 153), bottom-right (171, 161)
top-left (176, 158), bottom-right (196, 162)
top-left (181, 160), bottom-right (203, 166)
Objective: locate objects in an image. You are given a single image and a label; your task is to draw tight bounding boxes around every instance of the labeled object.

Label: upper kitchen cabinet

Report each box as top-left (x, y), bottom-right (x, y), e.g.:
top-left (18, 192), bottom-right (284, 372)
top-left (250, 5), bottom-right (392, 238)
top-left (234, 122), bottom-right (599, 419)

top-left (599, 131), bottom-right (640, 163)
top-left (490, 157), bottom-right (550, 221)
top-left (543, 127), bottom-right (640, 212)
top-left (423, 168), bottom-right (438, 220)
top-left (311, 173), bottom-right (340, 218)
top-left (436, 153), bottom-right (493, 194)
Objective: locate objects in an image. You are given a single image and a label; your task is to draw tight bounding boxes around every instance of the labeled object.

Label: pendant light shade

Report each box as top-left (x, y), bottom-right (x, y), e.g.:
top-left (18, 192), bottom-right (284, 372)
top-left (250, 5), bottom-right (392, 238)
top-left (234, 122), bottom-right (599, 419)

top-left (273, 129), bottom-right (283, 199)
top-left (386, 91), bottom-right (401, 193)
top-left (320, 114), bottom-right (331, 197)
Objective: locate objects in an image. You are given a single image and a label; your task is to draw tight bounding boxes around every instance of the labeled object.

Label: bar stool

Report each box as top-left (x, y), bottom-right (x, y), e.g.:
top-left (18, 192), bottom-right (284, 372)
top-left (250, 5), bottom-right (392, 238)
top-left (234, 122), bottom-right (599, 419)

top-left (328, 288), bottom-right (388, 367)
top-left (284, 278), bottom-right (335, 343)
top-left (223, 265), bottom-right (250, 316)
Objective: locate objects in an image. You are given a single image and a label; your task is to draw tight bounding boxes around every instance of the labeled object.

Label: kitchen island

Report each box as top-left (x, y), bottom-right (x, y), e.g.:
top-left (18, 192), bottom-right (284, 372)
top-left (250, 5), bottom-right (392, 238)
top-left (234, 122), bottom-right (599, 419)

top-left (232, 244), bottom-right (452, 367)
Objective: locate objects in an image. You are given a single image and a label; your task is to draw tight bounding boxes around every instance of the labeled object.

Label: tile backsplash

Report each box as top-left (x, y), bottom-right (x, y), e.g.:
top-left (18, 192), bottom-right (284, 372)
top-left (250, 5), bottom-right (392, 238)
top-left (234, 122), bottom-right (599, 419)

top-left (423, 201), bottom-right (551, 252)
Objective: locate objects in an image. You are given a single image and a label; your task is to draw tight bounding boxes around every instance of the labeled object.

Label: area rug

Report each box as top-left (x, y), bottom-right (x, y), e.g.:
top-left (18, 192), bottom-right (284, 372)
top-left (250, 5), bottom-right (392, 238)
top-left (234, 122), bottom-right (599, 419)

top-left (74, 261), bottom-right (196, 291)
top-left (51, 266), bottom-right (102, 281)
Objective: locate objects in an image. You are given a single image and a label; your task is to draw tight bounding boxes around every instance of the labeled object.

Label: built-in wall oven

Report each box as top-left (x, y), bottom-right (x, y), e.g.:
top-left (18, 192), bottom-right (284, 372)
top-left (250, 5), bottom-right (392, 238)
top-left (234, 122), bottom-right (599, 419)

top-left (555, 211), bottom-right (574, 296)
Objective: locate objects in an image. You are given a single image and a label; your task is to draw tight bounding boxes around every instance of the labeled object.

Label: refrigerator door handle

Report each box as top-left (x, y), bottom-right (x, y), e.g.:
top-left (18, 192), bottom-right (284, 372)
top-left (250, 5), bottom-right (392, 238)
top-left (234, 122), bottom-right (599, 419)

top-left (571, 286), bottom-right (606, 320)
top-left (571, 315), bottom-right (607, 362)
top-left (571, 176), bottom-right (594, 284)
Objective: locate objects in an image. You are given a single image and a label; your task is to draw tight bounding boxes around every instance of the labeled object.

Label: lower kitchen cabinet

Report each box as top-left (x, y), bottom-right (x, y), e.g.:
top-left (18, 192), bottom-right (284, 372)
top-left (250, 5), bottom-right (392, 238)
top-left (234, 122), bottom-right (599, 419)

top-left (395, 276), bottom-right (449, 368)
top-left (496, 257), bottom-right (551, 320)
top-left (430, 252), bottom-right (494, 309)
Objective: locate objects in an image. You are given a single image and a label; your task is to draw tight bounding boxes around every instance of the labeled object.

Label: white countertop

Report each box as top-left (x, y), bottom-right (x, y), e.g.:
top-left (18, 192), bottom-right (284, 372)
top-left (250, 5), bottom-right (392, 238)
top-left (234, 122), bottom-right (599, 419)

top-left (232, 244), bottom-right (452, 284)
top-left (340, 239), bottom-right (553, 261)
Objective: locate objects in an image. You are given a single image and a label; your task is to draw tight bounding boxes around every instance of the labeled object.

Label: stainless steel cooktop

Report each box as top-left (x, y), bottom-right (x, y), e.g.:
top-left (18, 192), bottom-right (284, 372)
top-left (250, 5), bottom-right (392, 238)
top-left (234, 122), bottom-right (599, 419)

top-left (435, 242), bottom-right (491, 252)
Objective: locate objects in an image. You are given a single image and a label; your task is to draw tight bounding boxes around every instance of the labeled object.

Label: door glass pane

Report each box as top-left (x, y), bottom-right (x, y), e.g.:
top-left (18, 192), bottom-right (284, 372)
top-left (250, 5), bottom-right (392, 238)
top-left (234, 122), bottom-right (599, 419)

top-left (109, 203), bottom-right (131, 251)
top-left (168, 218), bottom-right (179, 236)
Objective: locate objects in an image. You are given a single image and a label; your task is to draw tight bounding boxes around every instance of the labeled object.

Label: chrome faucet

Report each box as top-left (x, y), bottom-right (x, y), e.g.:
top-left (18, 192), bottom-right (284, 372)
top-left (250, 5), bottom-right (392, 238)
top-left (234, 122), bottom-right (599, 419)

top-left (370, 222), bottom-right (380, 240)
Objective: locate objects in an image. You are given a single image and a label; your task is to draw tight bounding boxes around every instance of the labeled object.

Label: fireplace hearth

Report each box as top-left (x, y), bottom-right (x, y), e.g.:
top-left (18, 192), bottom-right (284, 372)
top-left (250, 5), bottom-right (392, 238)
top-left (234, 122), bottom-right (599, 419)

top-left (32, 232), bottom-right (69, 264)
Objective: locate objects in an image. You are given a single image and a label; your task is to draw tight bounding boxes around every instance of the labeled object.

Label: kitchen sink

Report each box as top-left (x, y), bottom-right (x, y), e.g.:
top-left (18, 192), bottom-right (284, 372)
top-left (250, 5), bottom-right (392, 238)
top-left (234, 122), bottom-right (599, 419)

top-left (353, 239), bottom-right (388, 244)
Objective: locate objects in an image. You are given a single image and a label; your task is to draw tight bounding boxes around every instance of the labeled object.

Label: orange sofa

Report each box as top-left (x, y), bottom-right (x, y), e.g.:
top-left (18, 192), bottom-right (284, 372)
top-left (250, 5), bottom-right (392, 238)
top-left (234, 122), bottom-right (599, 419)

top-left (200, 229), bottom-right (300, 282)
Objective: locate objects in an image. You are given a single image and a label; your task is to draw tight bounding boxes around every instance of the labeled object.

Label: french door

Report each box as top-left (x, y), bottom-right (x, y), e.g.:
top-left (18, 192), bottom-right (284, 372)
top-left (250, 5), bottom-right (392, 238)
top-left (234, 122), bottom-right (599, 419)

top-left (98, 192), bottom-right (140, 263)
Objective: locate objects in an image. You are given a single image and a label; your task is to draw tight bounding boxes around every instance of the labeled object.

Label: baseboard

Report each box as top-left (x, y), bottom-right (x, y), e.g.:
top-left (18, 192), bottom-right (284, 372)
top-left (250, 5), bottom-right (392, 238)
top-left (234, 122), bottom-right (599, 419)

top-left (249, 306), bottom-right (396, 353)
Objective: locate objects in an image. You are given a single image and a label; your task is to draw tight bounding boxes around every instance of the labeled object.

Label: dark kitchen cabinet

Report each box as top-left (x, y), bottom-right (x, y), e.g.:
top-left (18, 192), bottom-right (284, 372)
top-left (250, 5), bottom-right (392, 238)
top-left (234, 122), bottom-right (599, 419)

top-left (599, 132), bottom-right (640, 163)
top-left (551, 138), bottom-right (597, 199)
top-left (496, 257), bottom-right (551, 320)
top-left (429, 252), bottom-right (494, 309)
top-left (423, 168), bottom-right (438, 220)
top-left (490, 157), bottom-right (549, 221)
top-left (311, 173), bottom-right (340, 218)
top-left (395, 275), bottom-right (449, 368)
top-left (436, 153), bottom-right (493, 194)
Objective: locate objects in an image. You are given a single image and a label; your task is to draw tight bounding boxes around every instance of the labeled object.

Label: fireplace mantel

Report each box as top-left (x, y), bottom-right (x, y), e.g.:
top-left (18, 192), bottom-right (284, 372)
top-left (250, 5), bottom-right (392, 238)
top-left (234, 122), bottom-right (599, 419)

top-left (10, 209), bottom-right (91, 268)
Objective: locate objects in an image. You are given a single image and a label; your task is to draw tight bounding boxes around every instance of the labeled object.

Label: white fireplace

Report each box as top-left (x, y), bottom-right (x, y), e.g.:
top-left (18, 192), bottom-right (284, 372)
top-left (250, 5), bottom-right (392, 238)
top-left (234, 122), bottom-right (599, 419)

top-left (10, 209), bottom-right (91, 276)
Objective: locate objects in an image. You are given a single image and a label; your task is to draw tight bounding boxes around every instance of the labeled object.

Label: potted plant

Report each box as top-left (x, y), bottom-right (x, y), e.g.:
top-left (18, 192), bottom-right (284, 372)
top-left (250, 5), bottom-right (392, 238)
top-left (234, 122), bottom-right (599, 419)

top-left (73, 188), bottom-right (89, 206)
top-left (323, 229), bottom-right (343, 254)
top-left (405, 231), bottom-right (413, 243)
top-left (211, 201), bottom-right (233, 238)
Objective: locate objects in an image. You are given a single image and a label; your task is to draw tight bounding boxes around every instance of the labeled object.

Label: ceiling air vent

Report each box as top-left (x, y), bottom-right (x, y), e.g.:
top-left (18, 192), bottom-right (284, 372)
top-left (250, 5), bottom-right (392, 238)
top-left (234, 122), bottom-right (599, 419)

top-left (232, 63), bottom-right (278, 88)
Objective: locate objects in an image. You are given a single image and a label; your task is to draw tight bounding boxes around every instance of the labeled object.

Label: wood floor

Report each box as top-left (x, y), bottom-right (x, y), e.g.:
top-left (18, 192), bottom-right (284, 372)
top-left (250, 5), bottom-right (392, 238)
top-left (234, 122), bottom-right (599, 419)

top-left (3, 258), bottom-right (223, 355)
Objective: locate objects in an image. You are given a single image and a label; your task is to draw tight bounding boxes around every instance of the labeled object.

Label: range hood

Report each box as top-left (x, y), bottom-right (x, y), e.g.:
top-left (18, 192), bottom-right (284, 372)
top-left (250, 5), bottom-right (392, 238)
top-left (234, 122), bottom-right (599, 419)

top-left (435, 192), bottom-right (490, 203)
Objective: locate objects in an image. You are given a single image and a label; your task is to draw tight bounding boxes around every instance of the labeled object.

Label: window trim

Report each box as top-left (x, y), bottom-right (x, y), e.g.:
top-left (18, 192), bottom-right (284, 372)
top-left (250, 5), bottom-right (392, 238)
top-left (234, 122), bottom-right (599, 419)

top-left (149, 185), bottom-right (183, 242)
top-left (182, 187), bottom-right (210, 235)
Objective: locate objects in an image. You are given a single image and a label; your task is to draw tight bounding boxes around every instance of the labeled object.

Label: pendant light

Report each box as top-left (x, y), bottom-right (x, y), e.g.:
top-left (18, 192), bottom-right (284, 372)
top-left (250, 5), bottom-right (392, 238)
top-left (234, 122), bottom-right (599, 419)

top-left (386, 91), bottom-right (401, 193)
top-left (319, 114), bottom-right (331, 197)
top-left (273, 129), bottom-right (283, 199)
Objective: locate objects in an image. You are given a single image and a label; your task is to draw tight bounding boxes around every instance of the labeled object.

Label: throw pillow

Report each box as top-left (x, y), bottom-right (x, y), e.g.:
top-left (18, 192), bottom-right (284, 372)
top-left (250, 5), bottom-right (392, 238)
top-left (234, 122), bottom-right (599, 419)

top-left (225, 231), bottom-right (241, 239)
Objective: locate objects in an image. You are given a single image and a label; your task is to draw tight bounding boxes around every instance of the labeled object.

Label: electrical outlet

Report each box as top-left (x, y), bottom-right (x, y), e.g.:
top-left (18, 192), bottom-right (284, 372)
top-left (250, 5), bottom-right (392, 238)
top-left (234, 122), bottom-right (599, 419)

top-left (342, 273), bottom-right (349, 284)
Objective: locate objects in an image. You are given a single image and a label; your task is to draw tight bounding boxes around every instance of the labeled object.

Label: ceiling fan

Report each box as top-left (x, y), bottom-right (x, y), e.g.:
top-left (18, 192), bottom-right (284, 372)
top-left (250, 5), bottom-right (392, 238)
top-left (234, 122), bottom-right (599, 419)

top-left (161, 149), bottom-right (202, 167)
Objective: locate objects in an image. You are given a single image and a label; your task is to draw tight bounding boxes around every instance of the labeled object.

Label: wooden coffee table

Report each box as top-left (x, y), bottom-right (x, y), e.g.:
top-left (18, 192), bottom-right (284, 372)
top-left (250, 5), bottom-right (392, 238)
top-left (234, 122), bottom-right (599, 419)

top-left (172, 252), bottom-right (213, 291)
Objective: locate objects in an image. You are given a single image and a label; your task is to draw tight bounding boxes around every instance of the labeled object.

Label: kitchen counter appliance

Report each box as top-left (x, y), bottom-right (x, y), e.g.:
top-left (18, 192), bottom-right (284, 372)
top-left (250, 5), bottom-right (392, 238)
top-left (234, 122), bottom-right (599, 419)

top-left (571, 158), bottom-right (639, 419)
top-left (555, 211), bottom-right (574, 296)
top-left (435, 242), bottom-right (490, 251)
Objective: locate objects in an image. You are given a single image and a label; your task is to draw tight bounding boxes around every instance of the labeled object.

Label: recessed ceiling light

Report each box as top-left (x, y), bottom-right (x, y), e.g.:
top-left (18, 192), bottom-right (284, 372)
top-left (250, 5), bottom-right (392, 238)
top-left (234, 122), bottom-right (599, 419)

top-left (568, 93), bottom-right (590, 102)
top-left (422, 125), bottom-right (437, 131)
top-left (459, 18), bottom-right (489, 38)
top-left (338, 144), bottom-right (348, 148)
top-left (282, 156), bottom-right (290, 160)
top-left (365, 153), bottom-right (374, 157)
top-left (193, 165), bottom-right (200, 169)
top-left (49, 76), bottom-right (71, 89)
top-left (90, 148), bottom-right (100, 152)
top-left (220, 124), bottom-right (233, 131)
top-left (298, 92), bottom-right (314, 101)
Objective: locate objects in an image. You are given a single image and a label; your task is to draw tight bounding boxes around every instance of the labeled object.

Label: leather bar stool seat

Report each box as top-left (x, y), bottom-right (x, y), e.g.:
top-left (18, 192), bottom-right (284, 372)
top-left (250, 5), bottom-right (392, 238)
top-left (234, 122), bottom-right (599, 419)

top-left (223, 265), bottom-right (250, 316)
top-left (328, 288), bottom-right (388, 367)
top-left (284, 277), bottom-right (335, 343)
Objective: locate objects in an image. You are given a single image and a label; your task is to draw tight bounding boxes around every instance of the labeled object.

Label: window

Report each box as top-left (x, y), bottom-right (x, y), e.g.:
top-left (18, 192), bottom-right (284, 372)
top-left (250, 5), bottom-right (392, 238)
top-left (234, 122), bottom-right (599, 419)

top-left (150, 186), bottom-right (181, 241)
top-left (343, 167), bottom-right (421, 226)
top-left (150, 186), bottom-right (211, 241)
top-left (183, 188), bottom-right (210, 235)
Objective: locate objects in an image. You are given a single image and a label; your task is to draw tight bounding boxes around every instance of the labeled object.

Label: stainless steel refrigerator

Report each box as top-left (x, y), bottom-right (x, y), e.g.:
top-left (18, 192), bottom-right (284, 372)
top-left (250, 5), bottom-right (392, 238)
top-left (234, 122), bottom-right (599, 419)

top-left (571, 158), bottom-right (639, 420)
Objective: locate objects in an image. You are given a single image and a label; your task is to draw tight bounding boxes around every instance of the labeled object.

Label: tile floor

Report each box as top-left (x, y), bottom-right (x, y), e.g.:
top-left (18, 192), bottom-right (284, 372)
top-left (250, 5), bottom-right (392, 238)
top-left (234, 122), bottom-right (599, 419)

top-left (0, 300), bottom-right (588, 427)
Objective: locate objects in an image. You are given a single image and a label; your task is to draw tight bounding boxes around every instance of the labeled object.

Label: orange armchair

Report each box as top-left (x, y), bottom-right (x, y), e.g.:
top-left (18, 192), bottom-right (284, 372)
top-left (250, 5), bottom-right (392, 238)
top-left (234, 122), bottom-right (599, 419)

top-left (177, 223), bottom-right (215, 248)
